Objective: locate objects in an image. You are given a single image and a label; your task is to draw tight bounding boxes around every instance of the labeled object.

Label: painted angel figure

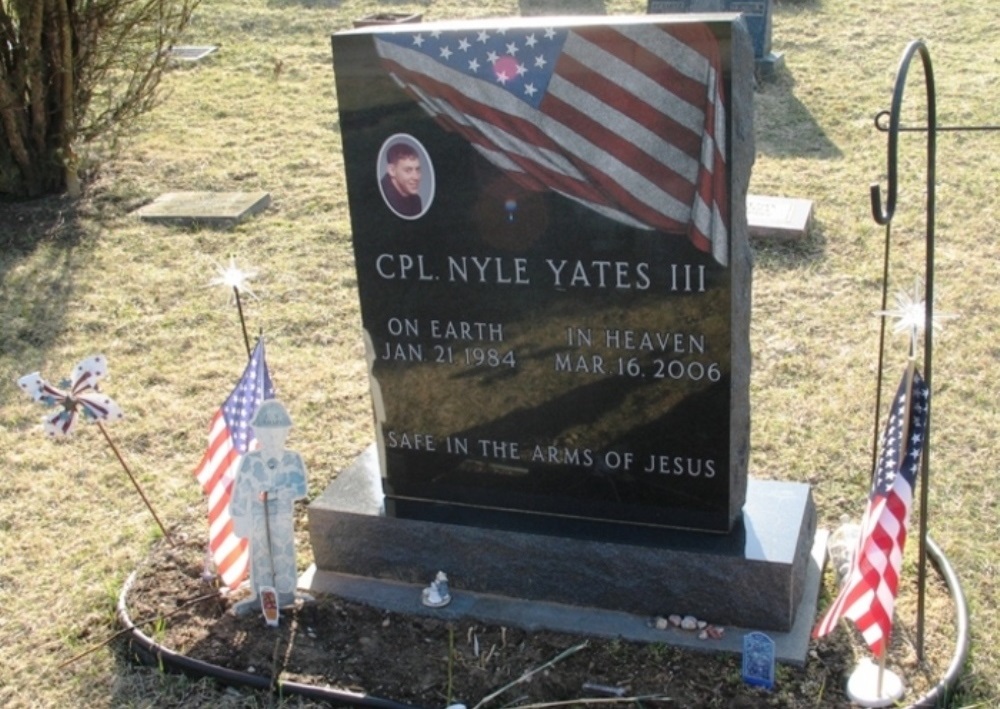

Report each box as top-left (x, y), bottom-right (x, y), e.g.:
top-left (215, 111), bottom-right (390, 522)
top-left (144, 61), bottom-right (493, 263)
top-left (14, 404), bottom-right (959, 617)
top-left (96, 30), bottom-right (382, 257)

top-left (230, 399), bottom-right (309, 616)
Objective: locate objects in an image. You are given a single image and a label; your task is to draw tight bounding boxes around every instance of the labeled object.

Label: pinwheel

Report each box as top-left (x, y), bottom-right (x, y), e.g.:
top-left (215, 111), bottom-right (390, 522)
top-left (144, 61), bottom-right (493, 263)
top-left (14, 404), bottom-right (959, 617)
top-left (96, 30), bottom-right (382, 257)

top-left (18, 354), bottom-right (123, 436)
top-left (17, 355), bottom-right (172, 543)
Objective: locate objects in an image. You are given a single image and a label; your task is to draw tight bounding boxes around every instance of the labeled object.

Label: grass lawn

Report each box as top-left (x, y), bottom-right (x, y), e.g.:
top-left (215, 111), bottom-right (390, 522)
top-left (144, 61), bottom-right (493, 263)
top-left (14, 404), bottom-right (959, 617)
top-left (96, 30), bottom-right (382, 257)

top-left (1, 0), bottom-right (998, 706)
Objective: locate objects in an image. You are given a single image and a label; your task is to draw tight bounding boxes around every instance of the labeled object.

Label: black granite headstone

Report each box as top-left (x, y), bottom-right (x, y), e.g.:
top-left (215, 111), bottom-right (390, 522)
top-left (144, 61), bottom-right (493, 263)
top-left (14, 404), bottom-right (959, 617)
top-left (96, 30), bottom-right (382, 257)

top-left (333, 14), bottom-right (753, 536)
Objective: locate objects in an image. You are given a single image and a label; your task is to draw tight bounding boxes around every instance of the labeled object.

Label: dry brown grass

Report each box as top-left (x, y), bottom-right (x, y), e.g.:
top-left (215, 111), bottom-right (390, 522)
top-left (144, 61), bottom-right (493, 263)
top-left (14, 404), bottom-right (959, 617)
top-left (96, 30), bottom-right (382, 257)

top-left (1, 0), bottom-right (998, 706)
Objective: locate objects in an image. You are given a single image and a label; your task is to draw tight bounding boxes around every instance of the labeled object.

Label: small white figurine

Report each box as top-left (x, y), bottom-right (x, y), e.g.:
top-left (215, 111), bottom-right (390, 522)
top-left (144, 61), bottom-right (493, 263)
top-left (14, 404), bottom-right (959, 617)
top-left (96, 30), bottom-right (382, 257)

top-left (230, 400), bottom-right (309, 620)
top-left (422, 571), bottom-right (451, 608)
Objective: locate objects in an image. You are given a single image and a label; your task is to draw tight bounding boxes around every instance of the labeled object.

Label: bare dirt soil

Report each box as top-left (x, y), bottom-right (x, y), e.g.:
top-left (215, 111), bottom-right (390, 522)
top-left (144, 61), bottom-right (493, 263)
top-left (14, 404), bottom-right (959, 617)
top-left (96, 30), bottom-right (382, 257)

top-left (121, 531), bottom-right (959, 708)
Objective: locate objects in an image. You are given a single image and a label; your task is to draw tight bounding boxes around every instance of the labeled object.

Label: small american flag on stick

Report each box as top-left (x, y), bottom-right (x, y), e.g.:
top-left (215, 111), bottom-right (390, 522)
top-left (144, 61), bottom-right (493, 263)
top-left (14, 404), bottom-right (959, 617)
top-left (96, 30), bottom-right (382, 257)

top-left (373, 20), bottom-right (729, 264)
top-left (813, 367), bottom-right (929, 657)
top-left (193, 338), bottom-right (274, 590)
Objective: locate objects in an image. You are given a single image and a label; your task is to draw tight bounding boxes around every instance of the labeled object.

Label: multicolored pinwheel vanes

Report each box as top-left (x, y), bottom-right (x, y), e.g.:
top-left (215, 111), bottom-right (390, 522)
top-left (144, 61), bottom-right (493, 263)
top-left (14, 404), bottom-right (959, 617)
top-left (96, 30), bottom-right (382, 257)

top-left (18, 354), bottom-right (124, 436)
top-left (17, 355), bottom-right (172, 543)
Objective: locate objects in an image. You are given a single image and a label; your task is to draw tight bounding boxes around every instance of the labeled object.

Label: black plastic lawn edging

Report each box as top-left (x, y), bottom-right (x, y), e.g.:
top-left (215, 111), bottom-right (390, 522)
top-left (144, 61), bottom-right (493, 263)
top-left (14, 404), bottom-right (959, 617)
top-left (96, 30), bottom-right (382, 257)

top-left (117, 535), bottom-right (970, 708)
top-left (912, 536), bottom-right (971, 708)
top-left (116, 571), bottom-right (426, 709)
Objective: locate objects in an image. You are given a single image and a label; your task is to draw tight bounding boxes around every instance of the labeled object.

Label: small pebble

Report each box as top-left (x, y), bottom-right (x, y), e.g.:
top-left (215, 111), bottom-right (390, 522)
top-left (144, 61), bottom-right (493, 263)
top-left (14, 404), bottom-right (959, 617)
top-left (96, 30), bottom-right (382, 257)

top-left (698, 629), bottom-right (709, 640)
top-left (697, 620), bottom-right (708, 630)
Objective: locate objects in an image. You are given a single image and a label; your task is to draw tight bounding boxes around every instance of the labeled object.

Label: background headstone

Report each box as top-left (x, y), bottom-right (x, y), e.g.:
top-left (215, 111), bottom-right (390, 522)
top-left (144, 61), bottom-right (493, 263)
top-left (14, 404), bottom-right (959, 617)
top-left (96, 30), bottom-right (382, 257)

top-left (648, 1), bottom-right (782, 74)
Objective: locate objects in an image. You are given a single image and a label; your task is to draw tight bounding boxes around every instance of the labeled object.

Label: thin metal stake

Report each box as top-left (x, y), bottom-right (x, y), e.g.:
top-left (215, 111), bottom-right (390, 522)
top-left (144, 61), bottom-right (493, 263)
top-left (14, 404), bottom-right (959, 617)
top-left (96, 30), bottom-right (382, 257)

top-left (234, 286), bottom-right (252, 359)
top-left (870, 39), bottom-right (937, 660)
top-left (95, 421), bottom-right (173, 545)
top-left (261, 490), bottom-right (277, 587)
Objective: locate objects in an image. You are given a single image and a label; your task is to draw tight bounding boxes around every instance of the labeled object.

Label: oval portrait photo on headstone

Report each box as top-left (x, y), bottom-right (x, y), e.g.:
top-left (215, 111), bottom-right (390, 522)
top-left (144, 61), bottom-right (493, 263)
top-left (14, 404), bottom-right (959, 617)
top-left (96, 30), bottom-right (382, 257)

top-left (377, 134), bottom-right (435, 220)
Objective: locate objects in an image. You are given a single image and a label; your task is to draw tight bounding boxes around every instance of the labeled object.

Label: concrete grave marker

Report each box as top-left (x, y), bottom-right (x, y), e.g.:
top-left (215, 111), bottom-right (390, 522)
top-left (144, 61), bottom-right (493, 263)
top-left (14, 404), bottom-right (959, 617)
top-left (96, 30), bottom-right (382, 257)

top-left (747, 194), bottom-right (814, 241)
top-left (167, 45), bottom-right (219, 62)
top-left (308, 14), bottom-right (818, 644)
top-left (134, 191), bottom-right (271, 228)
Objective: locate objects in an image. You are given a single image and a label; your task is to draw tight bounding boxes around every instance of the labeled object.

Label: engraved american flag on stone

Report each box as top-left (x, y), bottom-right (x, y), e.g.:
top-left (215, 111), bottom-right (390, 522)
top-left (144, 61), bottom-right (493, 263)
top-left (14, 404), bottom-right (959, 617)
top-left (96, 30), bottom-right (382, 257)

top-left (374, 21), bottom-right (729, 265)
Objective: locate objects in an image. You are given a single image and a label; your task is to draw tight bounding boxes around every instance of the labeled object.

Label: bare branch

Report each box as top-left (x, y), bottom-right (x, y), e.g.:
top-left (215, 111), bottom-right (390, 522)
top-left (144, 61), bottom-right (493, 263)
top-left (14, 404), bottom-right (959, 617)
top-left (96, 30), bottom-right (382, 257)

top-left (0, 0), bottom-right (200, 196)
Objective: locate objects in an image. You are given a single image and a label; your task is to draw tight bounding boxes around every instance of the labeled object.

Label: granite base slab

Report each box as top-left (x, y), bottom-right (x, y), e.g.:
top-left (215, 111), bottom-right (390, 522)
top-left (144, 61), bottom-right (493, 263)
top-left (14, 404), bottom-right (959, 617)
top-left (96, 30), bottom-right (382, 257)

top-left (300, 526), bottom-right (826, 665)
top-left (308, 445), bottom-right (818, 633)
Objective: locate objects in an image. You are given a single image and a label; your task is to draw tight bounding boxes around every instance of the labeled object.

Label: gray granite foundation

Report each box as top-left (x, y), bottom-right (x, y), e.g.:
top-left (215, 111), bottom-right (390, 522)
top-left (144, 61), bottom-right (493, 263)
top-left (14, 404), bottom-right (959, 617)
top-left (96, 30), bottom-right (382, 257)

top-left (308, 445), bottom-right (819, 634)
top-left (301, 524), bottom-right (826, 665)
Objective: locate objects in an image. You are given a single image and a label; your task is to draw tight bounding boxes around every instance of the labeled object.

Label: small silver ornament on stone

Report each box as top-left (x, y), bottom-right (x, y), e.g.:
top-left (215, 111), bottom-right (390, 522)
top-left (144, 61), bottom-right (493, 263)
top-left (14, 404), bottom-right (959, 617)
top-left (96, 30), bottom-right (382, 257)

top-left (421, 571), bottom-right (451, 608)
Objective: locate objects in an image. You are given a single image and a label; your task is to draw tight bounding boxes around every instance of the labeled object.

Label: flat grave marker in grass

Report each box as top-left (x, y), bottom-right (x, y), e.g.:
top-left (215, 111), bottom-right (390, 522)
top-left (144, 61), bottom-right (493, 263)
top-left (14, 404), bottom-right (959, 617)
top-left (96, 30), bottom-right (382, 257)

top-left (133, 191), bottom-right (271, 228)
top-left (167, 45), bottom-right (219, 62)
top-left (747, 194), bottom-right (815, 242)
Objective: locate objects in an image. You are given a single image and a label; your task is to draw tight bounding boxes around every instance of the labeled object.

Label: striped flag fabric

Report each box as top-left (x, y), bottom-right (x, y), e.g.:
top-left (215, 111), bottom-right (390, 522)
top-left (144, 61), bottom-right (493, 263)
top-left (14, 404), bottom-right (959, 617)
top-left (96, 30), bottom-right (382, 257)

top-left (373, 20), bottom-right (729, 265)
top-left (813, 368), bottom-right (929, 657)
top-left (193, 338), bottom-right (274, 591)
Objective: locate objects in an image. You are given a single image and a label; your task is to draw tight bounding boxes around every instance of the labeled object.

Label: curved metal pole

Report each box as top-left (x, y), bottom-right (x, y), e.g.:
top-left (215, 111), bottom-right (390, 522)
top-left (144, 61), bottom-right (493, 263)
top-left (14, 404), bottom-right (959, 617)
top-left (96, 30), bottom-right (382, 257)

top-left (870, 39), bottom-right (936, 659)
top-left (870, 41), bottom-right (936, 227)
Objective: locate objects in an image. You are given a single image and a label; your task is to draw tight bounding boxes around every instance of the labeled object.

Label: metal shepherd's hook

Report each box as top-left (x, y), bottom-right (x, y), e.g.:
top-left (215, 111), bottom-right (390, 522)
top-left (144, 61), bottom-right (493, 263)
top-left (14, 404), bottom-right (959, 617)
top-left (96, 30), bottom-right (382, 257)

top-left (869, 39), bottom-right (936, 661)
top-left (870, 39), bottom-right (937, 228)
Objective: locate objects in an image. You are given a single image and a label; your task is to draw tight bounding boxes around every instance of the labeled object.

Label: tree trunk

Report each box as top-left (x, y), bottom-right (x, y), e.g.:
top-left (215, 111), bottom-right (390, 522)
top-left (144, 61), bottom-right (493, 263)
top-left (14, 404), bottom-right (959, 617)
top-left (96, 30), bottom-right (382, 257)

top-left (0, 0), bottom-right (198, 198)
top-left (54, 0), bottom-right (81, 196)
top-left (0, 0), bottom-right (69, 197)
